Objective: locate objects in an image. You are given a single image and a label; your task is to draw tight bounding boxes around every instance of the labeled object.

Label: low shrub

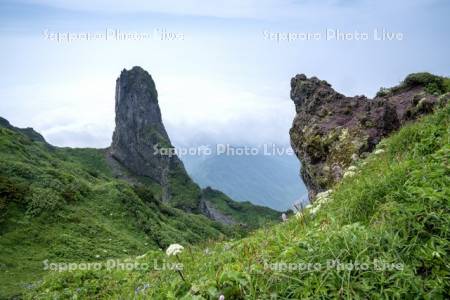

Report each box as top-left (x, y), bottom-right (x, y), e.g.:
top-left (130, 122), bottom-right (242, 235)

top-left (25, 187), bottom-right (62, 216)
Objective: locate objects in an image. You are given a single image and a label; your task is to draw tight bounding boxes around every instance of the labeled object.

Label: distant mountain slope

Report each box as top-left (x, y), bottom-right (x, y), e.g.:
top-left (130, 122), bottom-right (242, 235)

top-left (201, 187), bottom-right (281, 227)
top-left (182, 151), bottom-right (308, 210)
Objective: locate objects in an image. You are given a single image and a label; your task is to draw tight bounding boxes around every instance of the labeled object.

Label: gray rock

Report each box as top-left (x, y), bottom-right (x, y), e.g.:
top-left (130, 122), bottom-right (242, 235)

top-left (110, 66), bottom-right (185, 189)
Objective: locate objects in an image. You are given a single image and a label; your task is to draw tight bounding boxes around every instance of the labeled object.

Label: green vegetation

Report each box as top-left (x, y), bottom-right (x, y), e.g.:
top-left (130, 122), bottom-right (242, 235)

top-left (0, 127), bottom-right (232, 298)
top-left (24, 103), bottom-right (449, 299)
top-left (146, 125), bottom-right (172, 149)
top-left (444, 78), bottom-right (450, 92)
top-left (167, 165), bottom-right (203, 212)
top-left (403, 72), bottom-right (448, 95)
top-left (0, 120), bottom-right (280, 298)
top-left (377, 72), bottom-right (450, 97)
top-left (202, 187), bottom-right (281, 229)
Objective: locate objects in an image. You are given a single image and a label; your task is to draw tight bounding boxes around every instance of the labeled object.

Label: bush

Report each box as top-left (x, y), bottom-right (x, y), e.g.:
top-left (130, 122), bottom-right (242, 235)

top-left (0, 176), bottom-right (28, 203)
top-left (26, 187), bottom-right (62, 216)
top-left (443, 78), bottom-right (450, 93)
top-left (403, 72), bottom-right (446, 95)
top-left (133, 185), bottom-right (160, 205)
top-left (376, 87), bottom-right (391, 97)
top-left (0, 176), bottom-right (28, 219)
top-left (61, 182), bottom-right (84, 202)
top-left (404, 72), bottom-right (442, 87)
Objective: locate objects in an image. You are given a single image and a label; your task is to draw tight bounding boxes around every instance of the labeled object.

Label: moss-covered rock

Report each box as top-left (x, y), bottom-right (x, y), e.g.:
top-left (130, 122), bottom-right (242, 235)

top-left (290, 73), bottom-right (447, 200)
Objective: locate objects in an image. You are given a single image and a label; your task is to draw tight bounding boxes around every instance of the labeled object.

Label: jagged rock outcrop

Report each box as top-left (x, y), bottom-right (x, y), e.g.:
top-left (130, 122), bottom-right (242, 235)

top-left (107, 66), bottom-right (280, 225)
top-left (199, 197), bottom-right (236, 226)
top-left (109, 66), bottom-right (185, 192)
top-left (290, 73), bottom-right (449, 201)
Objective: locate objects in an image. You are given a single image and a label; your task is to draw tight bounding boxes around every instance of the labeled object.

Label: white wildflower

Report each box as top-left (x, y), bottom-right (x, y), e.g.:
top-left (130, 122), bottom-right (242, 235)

top-left (166, 244), bottom-right (184, 256)
top-left (374, 149), bottom-right (385, 155)
top-left (343, 171), bottom-right (356, 178)
top-left (316, 190), bottom-right (332, 199)
top-left (281, 213), bottom-right (288, 222)
top-left (219, 295), bottom-right (225, 300)
top-left (347, 165), bottom-right (357, 172)
top-left (315, 190), bottom-right (333, 204)
top-left (342, 222), bottom-right (365, 232)
top-left (223, 243), bottom-right (232, 251)
top-left (136, 253), bottom-right (147, 260)
top-left (309, 204), bottom-right (321, 216)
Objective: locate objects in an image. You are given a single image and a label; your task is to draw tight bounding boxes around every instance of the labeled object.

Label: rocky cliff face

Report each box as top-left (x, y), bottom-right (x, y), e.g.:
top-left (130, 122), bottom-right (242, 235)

top-left (110, 66), bottom-right (185, 192)
top-left (290, 73), bottom-right (449, 201)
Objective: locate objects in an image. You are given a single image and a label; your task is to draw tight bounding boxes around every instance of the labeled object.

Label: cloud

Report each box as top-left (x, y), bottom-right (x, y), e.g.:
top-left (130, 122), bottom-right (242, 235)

top-left (15, 0), bottom-right (427, 20)
top-left (157, 75), bottom-right (295, 146)
top-left (1, 0), bottom-right (448, 150)
top-left (15, 0), bottom-right (299, 19)
top-left (0, 77), bottom-right (115, 148)
top-left (16, 0), bottom-right (444, 21)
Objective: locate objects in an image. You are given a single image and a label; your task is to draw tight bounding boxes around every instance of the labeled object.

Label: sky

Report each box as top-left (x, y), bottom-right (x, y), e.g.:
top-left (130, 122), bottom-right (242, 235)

top-left (0, 0), bottom-right (449, 149)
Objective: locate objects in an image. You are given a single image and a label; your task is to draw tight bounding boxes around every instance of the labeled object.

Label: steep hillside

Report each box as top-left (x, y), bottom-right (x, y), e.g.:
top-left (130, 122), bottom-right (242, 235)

top-left (0, 125), bottom-right (229, 298)
top-left (0, 121), bottom-right (279, 298)
top-left (200, 187), bottom-right (281, 228)
top-left (24, 101), bottom-right (449, 299)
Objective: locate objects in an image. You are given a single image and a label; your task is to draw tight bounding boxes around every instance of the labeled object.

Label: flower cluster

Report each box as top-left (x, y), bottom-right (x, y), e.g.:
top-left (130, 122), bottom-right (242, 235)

top-left (343, 165), bottom-right (358, 178)
top-left (166, 244), bottom-right (184, 256)
top-left (298, 189), bottom-right (334, 218)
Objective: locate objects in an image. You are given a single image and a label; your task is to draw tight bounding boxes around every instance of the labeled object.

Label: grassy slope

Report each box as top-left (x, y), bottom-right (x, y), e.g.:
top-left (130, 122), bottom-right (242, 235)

top-left (202, 187), bottom-right (281, 229)
top-left (25, 103), bottom-right (449, 299)
top-left (0, 123), bottom-right (280, 298)
top-left (0, 128), bottom-right (233, 298)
